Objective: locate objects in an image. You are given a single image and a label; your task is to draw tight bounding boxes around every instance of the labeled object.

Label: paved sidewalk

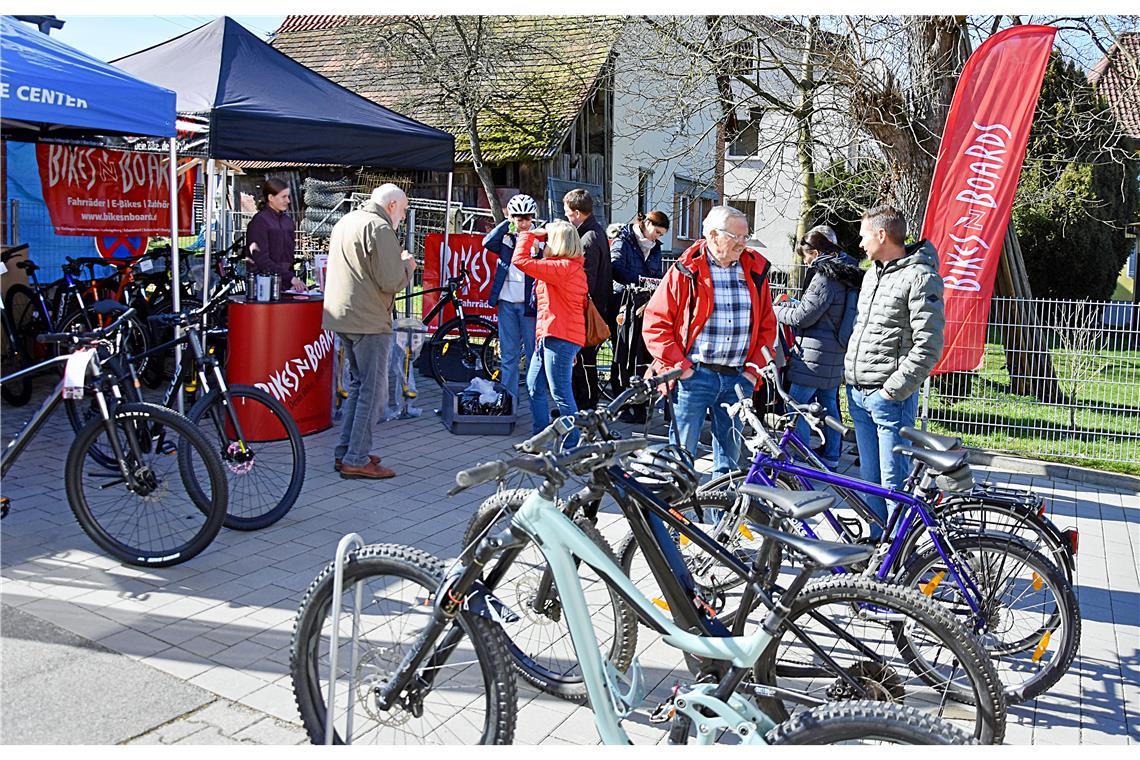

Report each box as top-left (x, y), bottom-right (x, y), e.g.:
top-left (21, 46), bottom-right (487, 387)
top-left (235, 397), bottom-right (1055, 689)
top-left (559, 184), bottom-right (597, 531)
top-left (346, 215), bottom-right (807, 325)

top-left (1, 379), bottom-right (1137, 744)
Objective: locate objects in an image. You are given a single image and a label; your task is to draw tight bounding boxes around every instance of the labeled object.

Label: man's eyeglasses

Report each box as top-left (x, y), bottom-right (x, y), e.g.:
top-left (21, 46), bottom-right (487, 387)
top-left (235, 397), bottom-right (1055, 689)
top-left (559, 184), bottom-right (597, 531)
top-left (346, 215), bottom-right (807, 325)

top-left (715, 228), bottom-right (748, 250)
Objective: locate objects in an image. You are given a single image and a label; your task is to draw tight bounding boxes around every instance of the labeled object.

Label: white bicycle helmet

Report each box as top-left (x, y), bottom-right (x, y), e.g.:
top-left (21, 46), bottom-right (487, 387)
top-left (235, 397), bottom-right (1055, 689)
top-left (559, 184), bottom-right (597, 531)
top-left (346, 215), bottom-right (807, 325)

top-left (506, 194), bottom-right (539, 217)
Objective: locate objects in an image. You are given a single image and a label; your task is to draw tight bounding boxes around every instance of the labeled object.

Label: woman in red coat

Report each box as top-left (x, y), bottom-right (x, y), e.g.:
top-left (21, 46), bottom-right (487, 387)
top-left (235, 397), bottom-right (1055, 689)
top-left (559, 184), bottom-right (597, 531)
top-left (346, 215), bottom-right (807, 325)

top-left (513, 220), bottom-right (588, 439)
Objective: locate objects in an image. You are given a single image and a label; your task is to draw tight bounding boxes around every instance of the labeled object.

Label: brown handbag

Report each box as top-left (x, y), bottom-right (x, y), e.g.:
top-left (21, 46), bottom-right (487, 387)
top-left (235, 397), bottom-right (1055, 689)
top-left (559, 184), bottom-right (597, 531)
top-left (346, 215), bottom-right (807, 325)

top-left (584, 294), bottom-right (610, 347)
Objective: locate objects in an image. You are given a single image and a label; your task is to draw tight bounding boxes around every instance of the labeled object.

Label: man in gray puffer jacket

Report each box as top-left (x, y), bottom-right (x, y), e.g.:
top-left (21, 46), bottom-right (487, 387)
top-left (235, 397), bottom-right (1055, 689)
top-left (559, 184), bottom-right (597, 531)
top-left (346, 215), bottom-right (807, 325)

top-left (845, 205), bottom-right (945, 533)
top-left (774, 225), bottom-right (863, 468)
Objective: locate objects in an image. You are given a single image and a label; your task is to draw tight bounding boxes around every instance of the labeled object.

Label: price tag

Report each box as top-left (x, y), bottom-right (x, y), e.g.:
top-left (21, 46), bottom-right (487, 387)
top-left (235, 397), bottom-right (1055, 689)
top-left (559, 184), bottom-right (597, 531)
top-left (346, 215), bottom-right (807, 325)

top-left (63, 348), bottom-right (96, 400)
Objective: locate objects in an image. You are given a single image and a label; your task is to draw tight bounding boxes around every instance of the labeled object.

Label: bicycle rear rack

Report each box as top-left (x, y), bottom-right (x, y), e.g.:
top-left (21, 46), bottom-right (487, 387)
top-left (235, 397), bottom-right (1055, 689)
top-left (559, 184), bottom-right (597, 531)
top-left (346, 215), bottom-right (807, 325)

top-left (324, 532), bottom-right (366, 745)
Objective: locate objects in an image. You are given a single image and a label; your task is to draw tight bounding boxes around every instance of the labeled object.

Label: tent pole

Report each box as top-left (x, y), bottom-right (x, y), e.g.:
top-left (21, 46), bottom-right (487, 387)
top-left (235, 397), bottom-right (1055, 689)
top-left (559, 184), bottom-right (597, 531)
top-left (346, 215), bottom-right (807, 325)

top-left (202, 158), bottom-right (215, 356)
top-left (170, 139), bottom-right (183, 414)
top-left (440, 171), bottom-right (453, 329)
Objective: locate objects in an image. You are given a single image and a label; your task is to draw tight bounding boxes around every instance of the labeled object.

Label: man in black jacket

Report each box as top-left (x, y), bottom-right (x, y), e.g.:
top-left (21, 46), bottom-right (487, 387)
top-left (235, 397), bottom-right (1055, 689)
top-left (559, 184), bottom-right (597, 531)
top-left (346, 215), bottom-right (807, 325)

top-left (564, 188), bottom-right (610, 409)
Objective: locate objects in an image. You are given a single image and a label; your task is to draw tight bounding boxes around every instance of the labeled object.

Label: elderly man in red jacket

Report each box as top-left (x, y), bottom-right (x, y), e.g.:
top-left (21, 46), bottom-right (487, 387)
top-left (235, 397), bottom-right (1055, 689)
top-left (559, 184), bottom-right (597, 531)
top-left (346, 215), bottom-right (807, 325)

top-left (642, 205), bottom-right (778, 476)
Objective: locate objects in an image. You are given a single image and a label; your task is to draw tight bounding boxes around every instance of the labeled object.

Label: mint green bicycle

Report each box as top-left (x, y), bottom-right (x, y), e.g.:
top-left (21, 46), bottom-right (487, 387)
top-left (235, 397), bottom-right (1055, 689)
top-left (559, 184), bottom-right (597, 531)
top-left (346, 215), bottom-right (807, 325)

top-left (291, 429), bottom-right (975, 744)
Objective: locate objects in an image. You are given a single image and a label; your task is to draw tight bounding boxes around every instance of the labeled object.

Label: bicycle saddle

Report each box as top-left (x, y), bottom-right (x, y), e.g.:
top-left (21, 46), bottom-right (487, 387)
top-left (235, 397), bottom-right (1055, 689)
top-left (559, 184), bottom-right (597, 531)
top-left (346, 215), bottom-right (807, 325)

top-left (892, 445), bottom-right (968, 474)
top-left (900, 426), bottom-right (962, 452)
top-left (739, 484), bottom-right (834, 520)
top-left (739, 520), bottom-right (874, 569)
top-left (90, 299), bottom-right (129, 316)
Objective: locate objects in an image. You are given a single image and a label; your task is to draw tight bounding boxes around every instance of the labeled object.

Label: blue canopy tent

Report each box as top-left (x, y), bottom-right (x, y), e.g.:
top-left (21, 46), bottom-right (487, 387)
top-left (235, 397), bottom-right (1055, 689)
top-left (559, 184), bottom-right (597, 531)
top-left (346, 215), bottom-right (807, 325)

top-left (0, 15), bottom-right (176, 139)
top-left (111, 16), bottom-right (456, 299)
top-left (1, 15), bottom-right (187, 344)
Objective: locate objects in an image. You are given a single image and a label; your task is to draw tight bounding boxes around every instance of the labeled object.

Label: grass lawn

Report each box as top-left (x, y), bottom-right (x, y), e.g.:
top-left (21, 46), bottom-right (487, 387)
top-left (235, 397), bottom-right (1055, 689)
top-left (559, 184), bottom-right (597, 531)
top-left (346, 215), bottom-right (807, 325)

top-left (923, 341), bottom-right (1140, 476)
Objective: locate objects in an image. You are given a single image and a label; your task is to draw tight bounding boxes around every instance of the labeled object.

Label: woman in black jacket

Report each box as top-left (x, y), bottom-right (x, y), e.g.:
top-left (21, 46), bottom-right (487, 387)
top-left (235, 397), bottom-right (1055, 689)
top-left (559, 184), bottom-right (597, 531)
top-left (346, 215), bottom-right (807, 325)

top-left (610, 210), bottom-right (669, 292)
top-left (773, 225), bottom-right (863, 468)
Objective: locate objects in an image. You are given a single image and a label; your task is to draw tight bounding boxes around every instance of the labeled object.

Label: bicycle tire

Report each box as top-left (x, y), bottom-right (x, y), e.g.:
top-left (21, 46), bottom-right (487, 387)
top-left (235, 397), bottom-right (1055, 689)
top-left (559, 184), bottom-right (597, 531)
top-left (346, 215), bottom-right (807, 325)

top-left (1, 338), bottom-right (33, 406)
top-left (749, 574), bottom-right (1006, 744)
top-left (291, 543), bottom-right (516, 744)
top-left (183, 385), bottom-right (305, 530)
top-left (765, 700), bottom-right (976, 745)
top-left (899, 533), bottom-right (1080, 704)
top-left (5, 282), bottom-right (57, 369)
top-left (64, 402), bottom-right (227, 567)
top-left (428, 316), bottom-right (499, 386)
top-left (696, 468), bottom-right (748, 494)
top-left (462, 488), bottom-right (638, 703)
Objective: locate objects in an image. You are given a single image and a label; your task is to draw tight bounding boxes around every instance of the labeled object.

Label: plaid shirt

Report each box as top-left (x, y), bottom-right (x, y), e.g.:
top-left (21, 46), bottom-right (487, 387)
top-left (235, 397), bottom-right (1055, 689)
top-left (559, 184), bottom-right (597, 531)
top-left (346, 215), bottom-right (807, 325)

top-left (687, 259), bottom-right (752, 367)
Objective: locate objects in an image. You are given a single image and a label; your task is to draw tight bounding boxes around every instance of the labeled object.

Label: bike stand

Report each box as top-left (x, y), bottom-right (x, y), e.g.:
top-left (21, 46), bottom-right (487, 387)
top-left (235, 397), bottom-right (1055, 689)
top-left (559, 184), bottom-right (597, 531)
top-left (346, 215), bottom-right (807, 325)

top-left (324, 532), bottom-right (366, 745)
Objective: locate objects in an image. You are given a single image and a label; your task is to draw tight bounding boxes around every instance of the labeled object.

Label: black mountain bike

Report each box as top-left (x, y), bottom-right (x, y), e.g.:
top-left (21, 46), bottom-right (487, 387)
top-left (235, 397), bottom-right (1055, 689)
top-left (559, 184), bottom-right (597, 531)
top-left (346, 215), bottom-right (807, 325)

top-left (65, 259), bottom-right (305, 531)
top-left (0, 308), bottom-right (227, 565)
top-left (400, 266), bottom-right (499, 385)
top-left (456, 378), bottom-right (1005, 743)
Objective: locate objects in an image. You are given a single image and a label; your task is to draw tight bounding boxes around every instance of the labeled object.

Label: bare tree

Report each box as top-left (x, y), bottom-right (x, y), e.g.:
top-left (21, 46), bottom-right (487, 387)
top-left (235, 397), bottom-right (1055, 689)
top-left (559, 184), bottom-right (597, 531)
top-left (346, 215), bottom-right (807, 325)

top-left (361, 16), bottom-right (602, 222)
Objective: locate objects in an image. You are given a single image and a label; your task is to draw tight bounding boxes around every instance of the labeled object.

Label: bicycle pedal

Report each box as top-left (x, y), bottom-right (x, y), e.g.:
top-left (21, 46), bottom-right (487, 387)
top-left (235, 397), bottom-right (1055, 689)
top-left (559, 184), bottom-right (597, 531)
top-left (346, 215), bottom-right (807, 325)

top-left (648, 699), bottom-right (676, 724)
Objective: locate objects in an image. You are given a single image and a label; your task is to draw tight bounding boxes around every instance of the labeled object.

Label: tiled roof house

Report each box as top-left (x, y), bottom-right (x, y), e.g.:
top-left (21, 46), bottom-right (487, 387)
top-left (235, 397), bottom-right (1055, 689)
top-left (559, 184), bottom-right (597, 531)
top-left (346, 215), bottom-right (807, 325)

top-left (1089, 32), bottom-right (1140, 142)
top-left (271, 15), bottom-right (625, 215)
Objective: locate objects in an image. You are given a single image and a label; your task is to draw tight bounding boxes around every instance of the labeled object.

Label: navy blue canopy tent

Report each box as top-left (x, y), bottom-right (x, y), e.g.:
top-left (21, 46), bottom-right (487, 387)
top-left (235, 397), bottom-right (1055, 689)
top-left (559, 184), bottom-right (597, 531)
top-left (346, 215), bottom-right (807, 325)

top-left (112, 17), bottom-right (454, 171)
top-left (0, 15), bottom-right (176, 139)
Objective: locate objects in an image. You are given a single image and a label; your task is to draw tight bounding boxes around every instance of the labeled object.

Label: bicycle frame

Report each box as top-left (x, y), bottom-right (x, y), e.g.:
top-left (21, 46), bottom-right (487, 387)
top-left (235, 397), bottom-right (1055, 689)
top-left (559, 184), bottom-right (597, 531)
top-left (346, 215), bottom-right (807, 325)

top-left (739, 438), bottom-right (988, 620)
top-left (506, 487), bottom-right (783, 744)
top-left (1, 350), bottom-right (138, 487)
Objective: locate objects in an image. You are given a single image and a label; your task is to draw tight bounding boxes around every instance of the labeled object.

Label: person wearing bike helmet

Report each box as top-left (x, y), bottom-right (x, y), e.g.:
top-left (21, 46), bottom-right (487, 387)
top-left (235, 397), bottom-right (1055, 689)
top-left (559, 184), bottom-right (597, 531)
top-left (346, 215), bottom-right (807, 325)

top-left (483, 194), bottom-right (543, 402)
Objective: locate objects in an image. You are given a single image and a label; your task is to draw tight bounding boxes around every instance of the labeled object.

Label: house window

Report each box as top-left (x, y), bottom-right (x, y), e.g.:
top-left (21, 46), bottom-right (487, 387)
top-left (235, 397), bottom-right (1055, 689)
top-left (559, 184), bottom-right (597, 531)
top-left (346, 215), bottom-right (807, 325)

top-left (674, 194), bottom-right (693, 239)
top-left (673, 178), bottom-right (719, 243)
top-left (637, 169), bottom-right (653, 215)
top-left (728, 107), bottom-right (765, 158)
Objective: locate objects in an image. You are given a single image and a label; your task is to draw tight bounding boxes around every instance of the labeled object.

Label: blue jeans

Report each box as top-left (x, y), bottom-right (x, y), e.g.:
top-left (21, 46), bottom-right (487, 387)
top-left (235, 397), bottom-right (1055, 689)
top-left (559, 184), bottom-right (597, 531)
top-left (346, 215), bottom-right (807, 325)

top-left (527, 336), bottom-right (580, 445)
top-left (497, 300), bottom-right (536, 399)
top-left (334, 332), bottom-right (392, 467)
top-left (788, 383), bottom-right (842, 468)
top-left (671, 366), bottom-right (755, 477)
top-left (846, 385), bottom-right (920, 535)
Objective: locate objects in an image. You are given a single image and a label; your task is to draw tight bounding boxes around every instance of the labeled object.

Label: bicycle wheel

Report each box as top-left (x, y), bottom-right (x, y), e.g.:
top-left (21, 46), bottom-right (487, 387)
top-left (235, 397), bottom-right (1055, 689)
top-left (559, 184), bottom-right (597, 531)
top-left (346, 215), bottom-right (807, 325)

top-left (617, 489), bottom-right (782, 627)
top-left (748, 574), bottom-right (1006, 744)
top-left (291, 543), bottom-right (516, 744)
top-left (3, 284), bottom-right (51, 369)
top-left (462, 488), bottom-right (637, 703)
top-left (765, 701), bottom-right (976, 744)
top-left (64, 402), bottom-right (227, 567)
top-left (428, 316), bottom-right (499, 385)
top-left (1, 331), bottom-right (33, 406)
top-left (183, 385), bottom-right (305, 531)
top-left (696, 468), bottom-right (749, 494)
top-left (899, 533), bottom-right (1080, 704)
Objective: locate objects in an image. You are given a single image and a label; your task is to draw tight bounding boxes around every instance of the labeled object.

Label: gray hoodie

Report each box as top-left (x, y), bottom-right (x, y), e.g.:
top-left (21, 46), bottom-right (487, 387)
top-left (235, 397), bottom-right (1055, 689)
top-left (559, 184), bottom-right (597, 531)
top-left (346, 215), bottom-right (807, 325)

top-left (844, 240), bottom-right (945, 401)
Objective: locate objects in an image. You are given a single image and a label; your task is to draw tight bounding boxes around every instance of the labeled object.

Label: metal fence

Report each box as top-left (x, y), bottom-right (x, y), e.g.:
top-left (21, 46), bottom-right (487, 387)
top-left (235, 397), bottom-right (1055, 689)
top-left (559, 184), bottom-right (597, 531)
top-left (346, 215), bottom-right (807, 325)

top-left (921, 297), bottom-right (1140, 468)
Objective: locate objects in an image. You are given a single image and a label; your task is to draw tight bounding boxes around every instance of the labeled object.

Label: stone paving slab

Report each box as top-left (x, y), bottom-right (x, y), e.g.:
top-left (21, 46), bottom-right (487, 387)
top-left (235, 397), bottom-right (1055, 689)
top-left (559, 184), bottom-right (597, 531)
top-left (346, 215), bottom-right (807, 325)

top-left (2, 378), bottom-right (1138, 744)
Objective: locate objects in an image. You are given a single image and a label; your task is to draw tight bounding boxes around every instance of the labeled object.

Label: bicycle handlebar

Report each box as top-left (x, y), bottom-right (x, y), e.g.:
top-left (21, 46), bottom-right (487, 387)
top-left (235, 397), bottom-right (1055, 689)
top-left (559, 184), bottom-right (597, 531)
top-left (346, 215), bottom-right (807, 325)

top-left (454, 438), bottom-right (650, 493)
top-left (516, 368), bottom-right (684, 454)
top-left (37, 307), bottom-right (138, 346)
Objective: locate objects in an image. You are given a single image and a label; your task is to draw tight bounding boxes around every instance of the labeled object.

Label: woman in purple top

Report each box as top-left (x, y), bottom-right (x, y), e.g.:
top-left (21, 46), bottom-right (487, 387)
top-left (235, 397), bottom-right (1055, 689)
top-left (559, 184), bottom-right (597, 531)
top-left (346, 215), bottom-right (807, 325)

top-left (246, 178), bottom-right (305, 291)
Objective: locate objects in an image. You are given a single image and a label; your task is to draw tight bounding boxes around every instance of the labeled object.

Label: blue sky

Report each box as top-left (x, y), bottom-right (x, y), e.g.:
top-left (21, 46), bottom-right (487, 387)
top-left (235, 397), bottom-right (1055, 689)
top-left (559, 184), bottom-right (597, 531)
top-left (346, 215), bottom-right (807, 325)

top-left (47, 15), bottom-right (286, 62)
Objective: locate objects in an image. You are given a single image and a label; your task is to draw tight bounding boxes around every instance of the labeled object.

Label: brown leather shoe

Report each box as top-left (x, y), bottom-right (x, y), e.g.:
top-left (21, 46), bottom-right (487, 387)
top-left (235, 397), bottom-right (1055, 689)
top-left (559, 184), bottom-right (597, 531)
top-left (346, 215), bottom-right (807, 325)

top-left (339, 461), bottom-right (396, 479)
top-left (334, 454), bottom-right (382, 472)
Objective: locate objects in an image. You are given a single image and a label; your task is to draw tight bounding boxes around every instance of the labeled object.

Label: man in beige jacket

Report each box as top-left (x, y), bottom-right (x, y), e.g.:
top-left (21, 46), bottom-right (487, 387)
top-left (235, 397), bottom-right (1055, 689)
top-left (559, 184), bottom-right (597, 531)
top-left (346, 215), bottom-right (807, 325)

top-left (323, 184), bottom-right (416, 479)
